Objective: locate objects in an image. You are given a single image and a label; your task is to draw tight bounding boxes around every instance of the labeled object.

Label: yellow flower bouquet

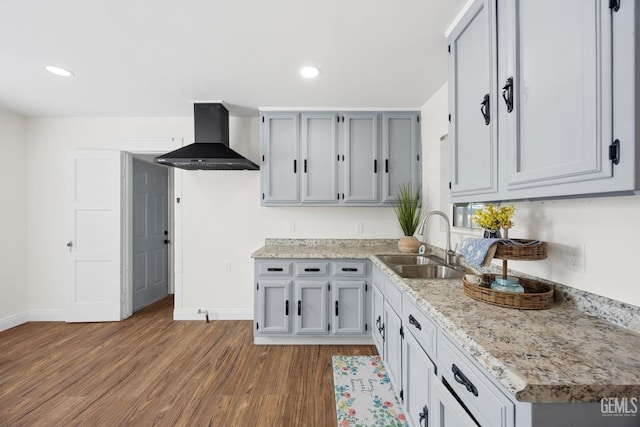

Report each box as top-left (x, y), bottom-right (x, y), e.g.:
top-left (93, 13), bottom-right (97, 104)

top-left (472, 204), bottom-right (515, 236)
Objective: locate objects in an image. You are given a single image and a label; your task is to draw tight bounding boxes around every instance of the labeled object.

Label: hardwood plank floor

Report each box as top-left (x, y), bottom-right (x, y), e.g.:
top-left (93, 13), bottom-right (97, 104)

top-left (0, 297), bottom-right (377, 426)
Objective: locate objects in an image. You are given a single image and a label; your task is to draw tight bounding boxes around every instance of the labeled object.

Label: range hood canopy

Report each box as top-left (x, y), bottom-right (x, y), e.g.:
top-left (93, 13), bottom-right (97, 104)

top-left (154, 103), bottom-right (259, 170)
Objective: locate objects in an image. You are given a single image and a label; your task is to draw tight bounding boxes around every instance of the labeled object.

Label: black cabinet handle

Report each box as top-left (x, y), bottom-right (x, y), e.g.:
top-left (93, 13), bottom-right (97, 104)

top-left (452, 364), bottom-right (478, 397)
top-left (297, 300), bottom-right (301, 316)
top-left (335, 301), bottom-right (339, 316)
top-left (304, 268), bottom-right (320, 272)
top-left (502, 77), bottom-right (513, 113)
top-left (380, 323), bottom-right (385, 340)
top-left (408, 314), bottom-right (422, 330)
top-left (480, 93), bottom-right (490, 125)
top-left (385, 159), bottom-right (389, 173)
top-left (304, 159), bottom-right (307, 173)
top-left (374, 159), bottom-right (378, 173)
top-left (267, 267), bottom-right (283, 272)
top-left (419, 405), bottom-right (429, 427)
top-left (293, 159), bottom-right (297, 173)
top-left (285, 300), bottom-right (289, 316)
top-left (341, 267), bottom-right (358, 272)
top-left (376, 315), bottom-right (381, 328)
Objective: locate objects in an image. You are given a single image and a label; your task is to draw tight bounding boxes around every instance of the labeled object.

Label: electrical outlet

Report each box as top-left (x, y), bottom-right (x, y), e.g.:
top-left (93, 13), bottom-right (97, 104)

top-left (567, 245), bottom-right (586, 273)
top-left (224, 261), bottom-right (231, 272)
top-left (287, 222), bottom-right (296, 233)
top-left (355, 222), bottom-right (363, 234)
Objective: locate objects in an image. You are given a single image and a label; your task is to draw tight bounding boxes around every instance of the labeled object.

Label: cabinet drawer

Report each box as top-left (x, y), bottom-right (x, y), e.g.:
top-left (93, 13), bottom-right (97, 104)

top-left (439, 334), bottom-right (514, 427)
top-left (257, 261), bottom-right (292, 277)
top-left (333, 261), bottom-right (367, 277)
top-left (402, 296), bottom-right (437, 359)
top-left (294, 261), bottom-right (329, 276)
top-left (384, 278), bottom-right (402, 314)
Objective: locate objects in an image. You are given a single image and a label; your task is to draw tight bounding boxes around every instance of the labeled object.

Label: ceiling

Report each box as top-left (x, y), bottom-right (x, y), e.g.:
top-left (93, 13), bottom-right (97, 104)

top-left (0, 0), bottom-right (466, 117)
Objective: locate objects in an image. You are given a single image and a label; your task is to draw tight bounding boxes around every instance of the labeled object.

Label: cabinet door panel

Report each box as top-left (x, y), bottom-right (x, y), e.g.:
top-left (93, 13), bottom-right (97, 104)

top-left (301, 113), bottom-right (338, 203)
top-left (294, 280), bottom-right (329, 335)
top-left (402, 330), bottom-right (435, 427)
top-left (384, 301), bottom-right (402, 396)
top-left (432, 379), bottom-right (479, 427)
top-left (448, 0), bottom-right (498, 198)
top-left (501, 0), bottom-right (613, 189)
top-left (257, 280), bottom-right (291, 334)
top-left (332, 281), bottom-right (365, 335)
top-left (342, 114), bottom-right (379, 203)
top-left (262, 114), bottom-right (299, 203)
top-left (372, 284), bottom-right (384, 355)
top-left (382, 113), bottom-right (421, 203)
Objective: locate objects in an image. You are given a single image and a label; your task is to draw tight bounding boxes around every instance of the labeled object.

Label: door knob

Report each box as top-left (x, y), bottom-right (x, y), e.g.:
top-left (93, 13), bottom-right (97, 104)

top-left (66, 241), bottom-right (73, 248)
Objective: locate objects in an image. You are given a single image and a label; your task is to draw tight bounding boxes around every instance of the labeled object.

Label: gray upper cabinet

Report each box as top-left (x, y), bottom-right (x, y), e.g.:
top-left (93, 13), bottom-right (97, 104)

top-left (499, 0), bottom-right (613, 194)
top-left (301, 113), bottom-right (338, 203)
top-left (261, 110), bottom-right (421, 206)
top-left (449, 0), bottom-right (639, 203)
top-left (341, 113), bottom-right (380, 203)
top-left (448, 0), bottom-right (498, 200)
top-left (261, 113), bottom-right (299, 204)
top-left (381, 113), bottom-right (422, 203)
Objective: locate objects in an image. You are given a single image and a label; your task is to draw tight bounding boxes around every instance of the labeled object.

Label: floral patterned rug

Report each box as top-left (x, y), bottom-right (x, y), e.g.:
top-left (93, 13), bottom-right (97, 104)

top-left (332, 355), bottom-right (408, 427)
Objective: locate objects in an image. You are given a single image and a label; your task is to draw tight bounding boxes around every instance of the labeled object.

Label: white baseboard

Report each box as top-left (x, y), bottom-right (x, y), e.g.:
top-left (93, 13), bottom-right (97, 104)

top-left (173, 308), bottom-right (253, 321)
top-left (254, 336), bottom-right (375, 345)
top-left (28, 310), bottom-right (65, 322)
top-left (0, 311), bottom-right (29, 332)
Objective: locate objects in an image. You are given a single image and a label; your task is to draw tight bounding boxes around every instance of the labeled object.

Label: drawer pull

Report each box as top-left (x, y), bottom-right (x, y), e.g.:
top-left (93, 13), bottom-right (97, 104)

top-left (408, 314), bottom-right (422, 330)
top-left (267, 267), bottom-right (283, 272)
top-left (335, 301), bottom-right (339, 316)
top-left (341, 267), bottom-right (358, 272)
top-left (285, 300), bottom-right (289, 316)
top-left (452, 364), bottom-right (478, 397)
top-left (297, 300), bottom-right (301, 316)
top-left (304, 268), bottom-right (320, 272)
top-left (419, 405), bottom-right (428, 426)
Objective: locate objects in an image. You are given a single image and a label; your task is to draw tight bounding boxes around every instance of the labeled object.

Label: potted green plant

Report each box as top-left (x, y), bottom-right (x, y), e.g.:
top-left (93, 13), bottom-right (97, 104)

top-left (394, 184), bottom-right (422, 253)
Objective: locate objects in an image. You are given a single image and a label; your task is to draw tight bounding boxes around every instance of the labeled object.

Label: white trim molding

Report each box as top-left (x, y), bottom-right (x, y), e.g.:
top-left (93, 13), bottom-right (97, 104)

top-left (0, 311), bottom-right (29, 332)
top-left (173, 308), bottom-right (253, 321)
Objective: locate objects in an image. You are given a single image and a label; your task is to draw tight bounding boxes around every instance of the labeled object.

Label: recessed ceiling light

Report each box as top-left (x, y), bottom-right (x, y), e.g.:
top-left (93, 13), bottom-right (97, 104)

top-left (300, 66), bottom-right (320, 79)
top-left (46, 65), bottom-right (74, 77)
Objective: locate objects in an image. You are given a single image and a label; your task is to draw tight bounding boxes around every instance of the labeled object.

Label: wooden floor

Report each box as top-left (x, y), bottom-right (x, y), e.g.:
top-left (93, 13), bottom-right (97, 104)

top-left (0, 297), bottom-right (376, 426)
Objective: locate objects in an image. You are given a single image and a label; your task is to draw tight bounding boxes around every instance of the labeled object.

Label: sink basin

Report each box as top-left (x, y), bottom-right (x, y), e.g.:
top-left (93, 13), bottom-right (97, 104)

top-left (393, 264), bottom-right (464, 280)
top-left (377, 254), bottom-right (441, 266)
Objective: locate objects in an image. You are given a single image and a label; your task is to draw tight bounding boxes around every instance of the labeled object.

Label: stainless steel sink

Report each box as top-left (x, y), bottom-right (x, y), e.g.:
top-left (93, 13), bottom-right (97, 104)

top-left (377, 254), bottom-right (441, 266)
top-left (393, 264), bottom-right (464, 280)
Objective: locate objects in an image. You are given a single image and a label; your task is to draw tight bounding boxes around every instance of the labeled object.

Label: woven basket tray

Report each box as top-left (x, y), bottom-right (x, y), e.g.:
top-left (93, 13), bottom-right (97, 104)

top-left (462, 274), bottom-right (554, 310)
top-left (494, 239), bottom-right (547, 260)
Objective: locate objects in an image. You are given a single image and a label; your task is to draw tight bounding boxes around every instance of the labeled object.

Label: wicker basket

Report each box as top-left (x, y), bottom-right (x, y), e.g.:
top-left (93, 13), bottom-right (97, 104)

top-left (494, 239), bottom-right (547, 261)
top-left (462, 274), bottom-right (554, 310)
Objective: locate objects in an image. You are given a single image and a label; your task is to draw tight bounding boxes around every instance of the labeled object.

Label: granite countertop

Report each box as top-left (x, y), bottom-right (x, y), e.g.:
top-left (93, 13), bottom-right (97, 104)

top-left (252, 239), bottom-right (640, 403)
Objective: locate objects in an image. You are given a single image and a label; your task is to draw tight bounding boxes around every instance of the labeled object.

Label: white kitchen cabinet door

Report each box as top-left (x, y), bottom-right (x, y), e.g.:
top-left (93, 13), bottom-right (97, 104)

top-left (256, 280), bottom-right (291, 334)
top-left (294, 280), bottom-right (329, 335)
top-left (402, 329), bottom-right (435, 427)
top-left (381, 113), bottom-right (421, 203)
top-left (331, 281), bottom-right (366, 335)
top-left (372, 283), bottom-right (384, 356)
top-left (301, 113), bottom-right (338, 203)
top-left (383, 301), bottom-right (402, 397)
top-left (431, 379), bottom-right (479, 427)
top-left (261, 113), bottom-right (299, 204)
top-left (448, 0), bottom-right (498, 200)
top-left (65, 150), bottom-right (124, 322)
top-left (499, 0), bottom-right (614, 192)
top-left (341, 113), bottom-right (380, 203)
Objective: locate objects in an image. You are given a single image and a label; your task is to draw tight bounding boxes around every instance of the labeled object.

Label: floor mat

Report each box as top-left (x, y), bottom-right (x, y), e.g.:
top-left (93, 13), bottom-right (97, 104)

top-left (332, 355), bottom-right (408, 427)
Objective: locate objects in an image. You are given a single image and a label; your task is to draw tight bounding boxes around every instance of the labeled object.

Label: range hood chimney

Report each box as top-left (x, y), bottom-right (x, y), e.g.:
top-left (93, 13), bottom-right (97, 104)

top-left (154, 103), bottom-right (259, 170)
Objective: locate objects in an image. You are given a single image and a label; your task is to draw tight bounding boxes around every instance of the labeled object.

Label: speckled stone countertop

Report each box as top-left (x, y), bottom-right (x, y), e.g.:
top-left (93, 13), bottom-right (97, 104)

top-left (252, 239), bottom-right (640, 403)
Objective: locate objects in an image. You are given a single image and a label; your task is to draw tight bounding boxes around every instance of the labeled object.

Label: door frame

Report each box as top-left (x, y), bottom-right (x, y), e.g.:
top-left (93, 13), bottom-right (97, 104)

top-left (115, 137), bottom-right (183, 319)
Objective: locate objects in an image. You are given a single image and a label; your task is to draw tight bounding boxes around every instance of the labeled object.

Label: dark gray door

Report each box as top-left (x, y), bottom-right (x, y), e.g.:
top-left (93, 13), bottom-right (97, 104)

top-left (132, 158), bottom-right (168, 311)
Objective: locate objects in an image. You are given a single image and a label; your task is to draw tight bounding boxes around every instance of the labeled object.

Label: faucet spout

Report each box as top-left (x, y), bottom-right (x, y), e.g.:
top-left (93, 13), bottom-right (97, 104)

top-left (417, 210), bottom-right (453, 264)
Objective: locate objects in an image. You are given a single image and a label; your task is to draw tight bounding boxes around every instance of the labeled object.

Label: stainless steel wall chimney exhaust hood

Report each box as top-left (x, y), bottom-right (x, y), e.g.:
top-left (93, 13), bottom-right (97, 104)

top-left (154, 103), bottom-right (259, 170)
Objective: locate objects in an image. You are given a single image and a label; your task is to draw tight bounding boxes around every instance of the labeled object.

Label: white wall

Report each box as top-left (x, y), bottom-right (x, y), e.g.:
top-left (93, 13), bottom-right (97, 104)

top-left (0, 109), bottom-right (28, 326)
top-left (420, 83), bottom-right (640, 308)
top-left (26, 116), bottom-right (400, 317)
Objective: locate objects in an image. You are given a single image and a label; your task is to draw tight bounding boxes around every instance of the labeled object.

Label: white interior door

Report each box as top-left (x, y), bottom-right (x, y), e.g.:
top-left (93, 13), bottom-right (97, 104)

top-left (65, 150), bottom-right (123, 322)
top-left (132, 158), bottom-right (168, 311)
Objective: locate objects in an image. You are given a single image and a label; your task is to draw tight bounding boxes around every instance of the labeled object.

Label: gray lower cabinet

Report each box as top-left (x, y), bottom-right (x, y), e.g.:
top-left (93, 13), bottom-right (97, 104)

top-left (402, 326), bottom-right (435, 427)
top-left (254, 259), bottom-right (371, 343)
top-left (431, 378), bottom-right (479, 427)
top-left (383, 300), bottom-right (402, 395)
top-left (371, 281), bottom-right (384, 354)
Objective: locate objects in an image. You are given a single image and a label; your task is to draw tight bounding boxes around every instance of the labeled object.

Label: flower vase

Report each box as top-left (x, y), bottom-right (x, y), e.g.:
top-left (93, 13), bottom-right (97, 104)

top-left (483, 229), bottom-right (502, 239)
top-left (398, 236), bottom-right (421, 253)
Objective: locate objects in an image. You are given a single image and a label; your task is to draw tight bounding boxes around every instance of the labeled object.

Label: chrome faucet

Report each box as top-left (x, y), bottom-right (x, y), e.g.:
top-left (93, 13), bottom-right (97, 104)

top-left (417, 211), bottom-right (454, 265)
